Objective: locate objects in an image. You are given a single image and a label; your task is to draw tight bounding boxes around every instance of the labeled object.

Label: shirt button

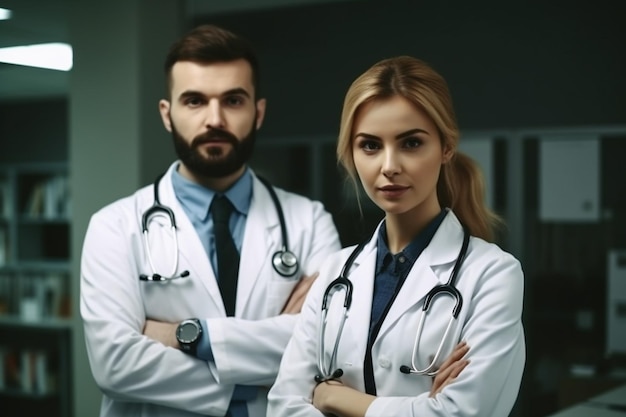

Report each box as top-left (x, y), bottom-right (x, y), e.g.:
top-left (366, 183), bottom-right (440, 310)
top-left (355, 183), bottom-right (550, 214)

top-left (398, 256), bottom-right (406, 263)
top-left (378, 358), bottom-right (391, 368)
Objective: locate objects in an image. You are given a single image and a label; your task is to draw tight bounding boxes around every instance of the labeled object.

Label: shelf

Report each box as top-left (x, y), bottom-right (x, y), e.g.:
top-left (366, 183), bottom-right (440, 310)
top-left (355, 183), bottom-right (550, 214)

top-left (0, 387), bottom-right (58, 399)
top-left (17, 216), bottom-right (70, 225)
top-left (0, 315), bottom-right (72, 330)
top-left (0, 261), bottom-right (70, 272)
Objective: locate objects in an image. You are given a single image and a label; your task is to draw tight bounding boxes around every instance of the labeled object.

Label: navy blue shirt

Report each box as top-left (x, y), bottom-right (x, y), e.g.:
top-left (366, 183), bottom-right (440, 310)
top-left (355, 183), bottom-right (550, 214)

top-left (364, 209), bottom-right (447, 395)
top-left (370, 209), bottom-right (447, 335)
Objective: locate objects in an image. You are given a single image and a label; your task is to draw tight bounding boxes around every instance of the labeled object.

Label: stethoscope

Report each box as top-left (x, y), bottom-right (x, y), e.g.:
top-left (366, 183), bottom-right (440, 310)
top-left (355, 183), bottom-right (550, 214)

top-left (139, 172), bottom-right (299, 281)
top-left (315, 225), bottom-right (470, 383)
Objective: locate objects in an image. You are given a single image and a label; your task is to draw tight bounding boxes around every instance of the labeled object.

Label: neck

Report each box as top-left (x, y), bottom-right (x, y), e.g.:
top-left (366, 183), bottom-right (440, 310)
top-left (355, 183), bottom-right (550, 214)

top-left (385, 204), bottom-right (442, 254)
top-left (178, 164), bottom-right (246, 192)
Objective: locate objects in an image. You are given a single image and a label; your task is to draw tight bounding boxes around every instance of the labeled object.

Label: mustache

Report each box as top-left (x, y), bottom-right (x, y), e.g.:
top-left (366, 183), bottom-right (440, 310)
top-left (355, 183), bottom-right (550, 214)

top-left (191, 128), bottom-right (239, 147)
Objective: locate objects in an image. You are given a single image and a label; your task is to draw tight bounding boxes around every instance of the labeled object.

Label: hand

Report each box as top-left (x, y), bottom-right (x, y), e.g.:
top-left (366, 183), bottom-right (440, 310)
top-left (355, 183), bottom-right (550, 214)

top-left (429, 341), bottom-right (470, 397)
top-left (281, 272), bottom-right (319, 314)
top-left (143, 319), bottom-right (179, 349)
top-left (313, 379), bottom-right (375, 417)
top-left (313, 378), bottom-right (344, 413)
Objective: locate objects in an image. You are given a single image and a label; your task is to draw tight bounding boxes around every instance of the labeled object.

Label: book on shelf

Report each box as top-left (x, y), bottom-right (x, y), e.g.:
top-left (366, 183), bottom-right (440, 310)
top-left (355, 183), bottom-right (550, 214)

top-left (0, 347), bottom-right (54, 395)
top-left (24, 175), bottom-right (70, 219)
top-left (0, 226), bottom-right (7, 267)
top-left (0, 179), bottom-right (9, 218)
top-left (19, 273), bottom-right (68, 321)
top-left (2, 348), bottom-right (20, 390)
top-left (0, 346), bottom-right (5, 390)
top-left (0, 273), bottom-right (9, 315)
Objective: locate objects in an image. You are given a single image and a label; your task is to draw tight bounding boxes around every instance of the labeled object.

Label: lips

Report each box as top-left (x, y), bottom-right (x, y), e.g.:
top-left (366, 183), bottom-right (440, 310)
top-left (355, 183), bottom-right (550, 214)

top-left (378, 184), bottom-right (409, 198)
top-left (379, 184), bottom-right (408, 191)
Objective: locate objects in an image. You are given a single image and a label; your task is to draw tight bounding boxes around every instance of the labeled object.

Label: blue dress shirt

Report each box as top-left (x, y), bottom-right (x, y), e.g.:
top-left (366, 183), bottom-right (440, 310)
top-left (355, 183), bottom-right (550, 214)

top-left (171, 164), bottom-right (255, 416)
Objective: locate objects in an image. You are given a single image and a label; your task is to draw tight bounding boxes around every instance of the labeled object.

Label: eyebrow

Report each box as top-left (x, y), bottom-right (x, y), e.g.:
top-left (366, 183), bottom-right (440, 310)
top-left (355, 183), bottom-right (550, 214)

top-left (354, 128), bottom-right (431, 141)
top-left (178, 87), bottom-right (251, 101)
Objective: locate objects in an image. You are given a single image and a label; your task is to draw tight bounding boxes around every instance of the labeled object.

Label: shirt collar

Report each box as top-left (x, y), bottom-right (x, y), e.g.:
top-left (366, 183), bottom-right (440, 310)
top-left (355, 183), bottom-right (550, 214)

top-left (375, 209), bottom-right (448, 273)
top-left (171, 164), bottom-right (253, 222)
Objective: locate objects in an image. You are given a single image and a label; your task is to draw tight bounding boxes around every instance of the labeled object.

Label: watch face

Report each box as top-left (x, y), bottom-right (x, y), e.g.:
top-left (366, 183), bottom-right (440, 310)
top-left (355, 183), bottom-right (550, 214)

top-left (178, 321), bottom-right (199, 343)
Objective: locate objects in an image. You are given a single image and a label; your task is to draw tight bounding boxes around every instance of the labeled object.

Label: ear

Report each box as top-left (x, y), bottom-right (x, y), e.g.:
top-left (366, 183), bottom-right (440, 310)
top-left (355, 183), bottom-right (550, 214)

top-left (255, 98), bottom-right (267, 130)
top-left (159, 99), bottom-right (172, 132)
top-left (442, 144), bottom-right (454, 164)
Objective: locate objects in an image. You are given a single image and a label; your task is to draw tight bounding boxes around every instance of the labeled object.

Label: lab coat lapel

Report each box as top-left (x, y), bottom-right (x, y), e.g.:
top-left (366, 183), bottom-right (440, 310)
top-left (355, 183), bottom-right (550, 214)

top-left (158, 163), bottom-right (226, 313)
top-left (345, 236), bottom-right (378, 362)
top-left (376, 212), bottom-right (466, 339)
top-left (237, 176), bottom-right (280, 315)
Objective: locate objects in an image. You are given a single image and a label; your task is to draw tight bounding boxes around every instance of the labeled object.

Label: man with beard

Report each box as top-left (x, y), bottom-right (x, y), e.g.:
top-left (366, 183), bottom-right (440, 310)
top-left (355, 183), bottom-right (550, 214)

top-left (79, 24), bottom-right (341, 417)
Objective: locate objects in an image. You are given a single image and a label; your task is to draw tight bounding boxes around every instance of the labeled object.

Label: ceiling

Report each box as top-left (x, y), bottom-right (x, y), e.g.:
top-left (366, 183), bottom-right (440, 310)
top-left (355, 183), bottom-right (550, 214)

top-left (0, 0), bottom-right (69, 101)
top-left (0, 0), bottom-right (358, 102)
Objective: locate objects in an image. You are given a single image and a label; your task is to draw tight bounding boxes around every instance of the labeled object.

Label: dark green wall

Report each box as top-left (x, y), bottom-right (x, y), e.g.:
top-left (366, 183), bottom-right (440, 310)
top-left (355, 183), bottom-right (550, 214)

top-left (0, 98), bottom-right (68, 163)
top-left (203, 0), bottom-right (626, 138)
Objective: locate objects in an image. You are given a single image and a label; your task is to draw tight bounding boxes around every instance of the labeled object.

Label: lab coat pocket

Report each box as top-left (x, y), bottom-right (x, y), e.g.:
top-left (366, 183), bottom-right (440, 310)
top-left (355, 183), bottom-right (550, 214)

top-left (266, 279), bottom-right (298, 316)
top-left (140, 275), bottom-right (196, 320)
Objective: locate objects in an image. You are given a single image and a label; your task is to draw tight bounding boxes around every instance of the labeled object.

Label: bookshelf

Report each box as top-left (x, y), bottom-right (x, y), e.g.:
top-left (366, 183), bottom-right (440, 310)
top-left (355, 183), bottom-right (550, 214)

top-left (0, 162), bottom-right (71, 417)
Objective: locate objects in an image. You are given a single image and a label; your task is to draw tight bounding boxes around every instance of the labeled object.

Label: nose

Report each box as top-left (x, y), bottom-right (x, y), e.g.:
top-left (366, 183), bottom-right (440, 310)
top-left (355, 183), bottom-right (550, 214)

top-left (204, 99), bottom-right (225, 129)
top-left (381, 149), bottom-right (400, 178)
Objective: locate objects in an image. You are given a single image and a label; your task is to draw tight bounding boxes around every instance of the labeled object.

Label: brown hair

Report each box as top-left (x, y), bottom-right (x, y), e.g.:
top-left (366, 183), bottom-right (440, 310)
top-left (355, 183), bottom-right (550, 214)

top-left (337, 56), bottom-right (502, 242)
top-left (163, 24), bottom-right (260, 97)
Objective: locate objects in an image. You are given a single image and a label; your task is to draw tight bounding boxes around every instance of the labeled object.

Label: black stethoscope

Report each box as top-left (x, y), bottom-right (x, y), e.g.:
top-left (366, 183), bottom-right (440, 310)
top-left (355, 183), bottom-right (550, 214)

top-left (139, 172), bottom-right (299, 281)
top-left (315, 224), bottom-right (470, 383)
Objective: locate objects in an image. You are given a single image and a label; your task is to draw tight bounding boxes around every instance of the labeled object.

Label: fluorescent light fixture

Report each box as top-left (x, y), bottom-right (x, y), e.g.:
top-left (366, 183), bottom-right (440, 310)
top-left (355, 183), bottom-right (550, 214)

top-left (0, 7), bottom-right (12, 20)
top-left (0, 42), bottom-right (72, 71)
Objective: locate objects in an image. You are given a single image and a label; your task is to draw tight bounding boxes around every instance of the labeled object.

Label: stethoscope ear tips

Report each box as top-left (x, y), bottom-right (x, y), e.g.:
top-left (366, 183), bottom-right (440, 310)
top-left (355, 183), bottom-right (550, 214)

top-left (314, 368), bottom-right (344, 383)
top-left (272, 250), bottom-right (299, 277)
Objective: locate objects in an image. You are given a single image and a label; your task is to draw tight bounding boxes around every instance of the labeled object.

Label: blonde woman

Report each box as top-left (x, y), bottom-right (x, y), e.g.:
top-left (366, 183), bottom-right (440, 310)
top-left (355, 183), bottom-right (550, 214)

top-left (267, 56), bottom-right (525, 417)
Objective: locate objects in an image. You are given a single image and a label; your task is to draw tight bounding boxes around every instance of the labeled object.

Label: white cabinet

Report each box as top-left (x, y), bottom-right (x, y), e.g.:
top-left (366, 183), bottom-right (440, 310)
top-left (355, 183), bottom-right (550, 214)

top-left (539, 136), bottom-right (600, 222)
top-left (607, 250), bottom-right (626, 355)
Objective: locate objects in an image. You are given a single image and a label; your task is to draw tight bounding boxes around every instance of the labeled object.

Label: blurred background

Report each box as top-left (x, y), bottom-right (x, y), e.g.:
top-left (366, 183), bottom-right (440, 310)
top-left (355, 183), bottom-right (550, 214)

top-left (0, 0), bottom-right (625, 416)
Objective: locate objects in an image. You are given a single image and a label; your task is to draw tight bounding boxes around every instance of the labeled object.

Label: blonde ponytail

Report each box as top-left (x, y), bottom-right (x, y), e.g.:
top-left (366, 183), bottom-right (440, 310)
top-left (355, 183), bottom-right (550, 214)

top-left (438, 151), bottom-right (503, 242)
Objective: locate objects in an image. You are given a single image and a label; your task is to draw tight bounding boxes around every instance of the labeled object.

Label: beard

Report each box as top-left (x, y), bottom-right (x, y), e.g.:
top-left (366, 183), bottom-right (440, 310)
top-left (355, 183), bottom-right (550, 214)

top-left (171, 118), bottom-right (256, 179)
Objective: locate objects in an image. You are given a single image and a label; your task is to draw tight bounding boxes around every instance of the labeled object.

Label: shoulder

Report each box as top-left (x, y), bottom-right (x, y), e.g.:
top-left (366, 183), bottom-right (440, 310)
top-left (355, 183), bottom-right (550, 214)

top-left (464, 235), bottom-right (524, 299)
top-left (467, 236), bottom-right (521, 271)
top-left (252, 175), bottom-right (329, 215)
top-left (89, 183), bottom-right (152, 224)
top-left (311, 244), bottom-right (361, 288)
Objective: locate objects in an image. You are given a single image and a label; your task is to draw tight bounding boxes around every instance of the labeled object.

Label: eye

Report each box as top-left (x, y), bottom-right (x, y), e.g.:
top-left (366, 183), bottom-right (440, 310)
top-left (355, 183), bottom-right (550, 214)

top-left (402, 137), bottom-right (423, 149)
top-left (224, 95), bottom-right (245, 107)
top-left (184, 96), bottom-right (205, 108)
top-left (358, 139), bottom-right (381, 152)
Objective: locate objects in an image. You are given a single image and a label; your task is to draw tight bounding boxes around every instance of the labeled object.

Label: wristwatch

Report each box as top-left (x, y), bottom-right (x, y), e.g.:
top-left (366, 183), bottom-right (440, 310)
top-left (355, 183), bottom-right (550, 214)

top-left (176, 318), bottom-right (202, 356)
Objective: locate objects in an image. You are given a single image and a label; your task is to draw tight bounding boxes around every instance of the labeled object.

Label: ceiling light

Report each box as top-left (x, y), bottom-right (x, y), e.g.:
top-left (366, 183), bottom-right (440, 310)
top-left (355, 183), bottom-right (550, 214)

top-left (0, 42), bottom-right (72, 71)
top-left (0, 8), bottom-right (12, 20)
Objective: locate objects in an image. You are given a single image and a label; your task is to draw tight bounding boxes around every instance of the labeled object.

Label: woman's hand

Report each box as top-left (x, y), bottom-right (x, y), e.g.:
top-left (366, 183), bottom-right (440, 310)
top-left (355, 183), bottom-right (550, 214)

top-left (429, 341), bottom-right (470, 397)
top-left (313, 379), bottom-right (374, 417)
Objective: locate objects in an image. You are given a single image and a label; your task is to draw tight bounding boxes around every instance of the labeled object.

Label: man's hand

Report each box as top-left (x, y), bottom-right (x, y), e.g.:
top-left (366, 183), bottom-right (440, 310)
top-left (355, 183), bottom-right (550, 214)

top-left (281, 272), bottom-right (319, 314)
top-left (429, 341), bottom-right (470, 397)
top-left (143, 319), bottom-right (179, 348)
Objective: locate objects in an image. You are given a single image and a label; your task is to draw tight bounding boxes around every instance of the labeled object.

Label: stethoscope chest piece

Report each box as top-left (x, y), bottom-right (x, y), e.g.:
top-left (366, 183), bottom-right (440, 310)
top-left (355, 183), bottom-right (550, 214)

top-left (272, 249), bottom-right (299, 277)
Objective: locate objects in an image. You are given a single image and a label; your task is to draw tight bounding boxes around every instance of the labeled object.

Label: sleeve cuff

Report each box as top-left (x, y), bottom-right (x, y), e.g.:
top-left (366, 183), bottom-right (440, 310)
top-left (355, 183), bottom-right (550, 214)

top-left (196, 319), bottom-right (214, 362)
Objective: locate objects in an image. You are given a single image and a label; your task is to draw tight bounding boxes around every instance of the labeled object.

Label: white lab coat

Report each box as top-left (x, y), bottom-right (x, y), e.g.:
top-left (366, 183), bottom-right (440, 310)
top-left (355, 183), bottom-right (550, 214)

top-left (80, 162), bottom-right (341, 417)
top-left (267, 210), bottom-right (525, 417)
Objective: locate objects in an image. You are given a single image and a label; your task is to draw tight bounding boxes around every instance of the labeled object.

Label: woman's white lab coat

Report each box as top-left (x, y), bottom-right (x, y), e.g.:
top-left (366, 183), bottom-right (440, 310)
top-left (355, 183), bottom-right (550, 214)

top-left (267, 210), bottom-right (525, 417)
top-left (80, 162), bottom-right (341, 417)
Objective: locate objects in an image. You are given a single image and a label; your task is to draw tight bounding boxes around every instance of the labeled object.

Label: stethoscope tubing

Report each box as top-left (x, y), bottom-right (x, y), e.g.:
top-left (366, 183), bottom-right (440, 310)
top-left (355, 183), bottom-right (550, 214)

top-left (315, 224), bottom-right (470, 381)
top-left (139, 172), bottom-right (298, 282)
top-left (400, 228), bottom-right (470, 375)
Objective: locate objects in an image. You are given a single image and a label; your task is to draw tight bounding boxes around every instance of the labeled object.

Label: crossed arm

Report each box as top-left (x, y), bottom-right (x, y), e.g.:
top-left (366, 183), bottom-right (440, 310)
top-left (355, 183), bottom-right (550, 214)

top-left (310, 341), bottom-right (470, 417)
top-left (143, 272), bottom-right (320, 348)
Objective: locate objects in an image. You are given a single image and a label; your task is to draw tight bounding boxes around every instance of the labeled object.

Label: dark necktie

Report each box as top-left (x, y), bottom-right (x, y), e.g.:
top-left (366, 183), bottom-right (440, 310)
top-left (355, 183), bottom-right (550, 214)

top-left (211, 196), bottom-right (240, 317)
